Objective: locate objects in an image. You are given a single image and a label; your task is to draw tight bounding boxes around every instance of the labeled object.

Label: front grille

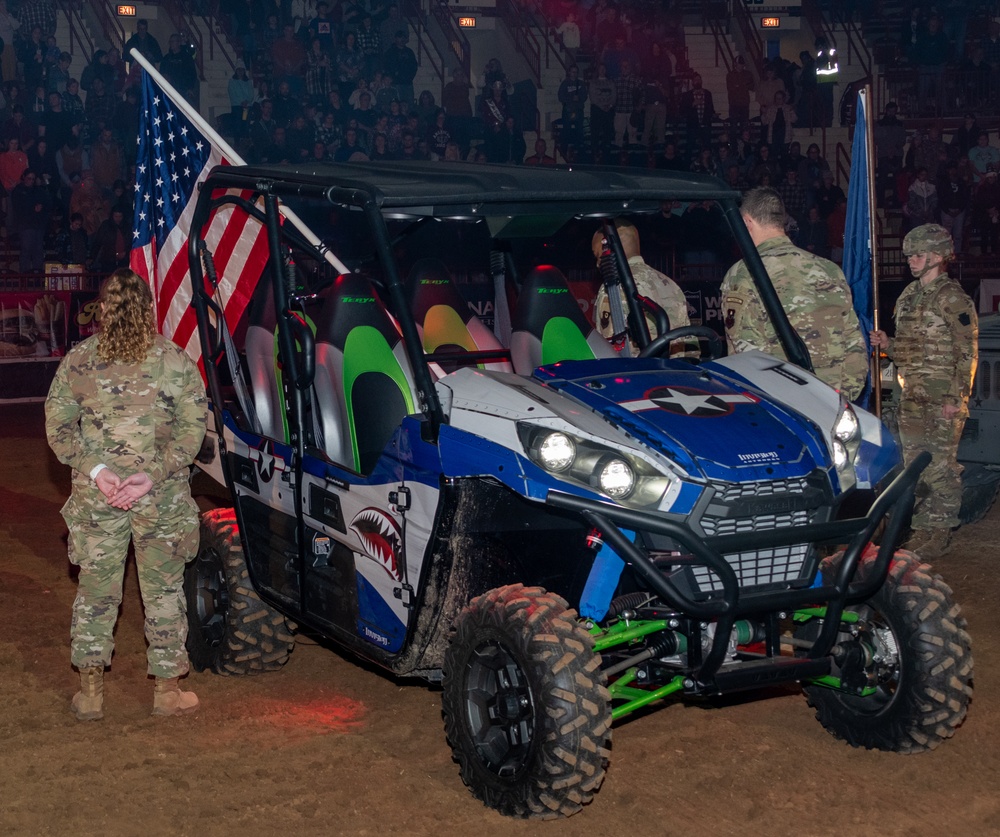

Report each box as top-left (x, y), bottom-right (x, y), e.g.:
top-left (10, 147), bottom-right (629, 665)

top-left (686, 475), bottom-right (829, 596)
top-left (961, 418), bottom-right (978, 442)
top-left (700, 509), bottom-right (811, 537)
top-left (709, 477), bottom-right (811, 503)
top-left (690, 543), bottom-right (812, 594)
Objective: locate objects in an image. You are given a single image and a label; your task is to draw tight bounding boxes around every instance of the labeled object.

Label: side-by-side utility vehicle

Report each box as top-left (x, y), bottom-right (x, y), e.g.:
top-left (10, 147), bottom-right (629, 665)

top-left (184, 162), bottom-right (972, 819)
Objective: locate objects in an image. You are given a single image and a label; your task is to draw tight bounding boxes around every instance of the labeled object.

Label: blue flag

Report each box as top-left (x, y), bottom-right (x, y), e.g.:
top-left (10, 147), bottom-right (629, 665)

top-left (843, 88), bottom-right (873, 407)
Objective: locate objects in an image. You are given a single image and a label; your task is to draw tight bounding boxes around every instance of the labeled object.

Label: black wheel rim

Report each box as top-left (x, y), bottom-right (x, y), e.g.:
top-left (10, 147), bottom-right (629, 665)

top-left (463, 639), bottom-right (536, 778)
top-left (842, 605), bottom-right (902, 713)
top-left (192, 548), bottom-right (229, 649)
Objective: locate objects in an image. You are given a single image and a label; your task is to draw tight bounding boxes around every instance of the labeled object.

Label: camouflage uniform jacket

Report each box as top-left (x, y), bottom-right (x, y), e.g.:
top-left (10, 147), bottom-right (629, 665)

top-left (595, 255), bottom-right (690, 353)
top-left (45, 334), bottom-right (207, 490)
top-left (720, 234), bottom-right (868, 399)
top-left (887, 272), bottom-right (978, 410)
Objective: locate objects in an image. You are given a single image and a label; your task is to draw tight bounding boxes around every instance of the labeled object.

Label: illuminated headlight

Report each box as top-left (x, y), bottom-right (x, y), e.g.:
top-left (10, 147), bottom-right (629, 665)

top-left (596, 457), bottom-right (635, 499)
top-left (831, 399), bottom-right (861, 478)
top-left (833, 438), bottom-right (849, 470)
top-left (533, 431), bottom-right (576, 472)
top-left (519, 422), bottom-right (675, 508)
top-left (833, 403), bottom-right (860, 443)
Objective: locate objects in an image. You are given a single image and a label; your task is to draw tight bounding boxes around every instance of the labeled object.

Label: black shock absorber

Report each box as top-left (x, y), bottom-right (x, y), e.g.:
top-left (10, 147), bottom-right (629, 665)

top-left (283, 252), bottom-right (298, 296)
top-left (606, 591), bottom-right (653, 619)
top-left (489, 247), bottom-right (512, 346)
top-left (599, 247), bottom-right (629, 351)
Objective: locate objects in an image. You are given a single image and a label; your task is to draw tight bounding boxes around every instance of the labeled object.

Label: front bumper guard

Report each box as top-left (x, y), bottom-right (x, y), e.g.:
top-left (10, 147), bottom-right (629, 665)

top-left (546, 452), bottom-right (930, 688)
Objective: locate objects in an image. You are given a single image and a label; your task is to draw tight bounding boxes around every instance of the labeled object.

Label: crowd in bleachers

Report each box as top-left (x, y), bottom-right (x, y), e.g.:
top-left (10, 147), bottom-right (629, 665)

top-left (215, 0), bottom-right (1000, 261)
top-left (0, 0), bottom-right (197, 274)
top-left (2, 0), bottom-right (1000, 276)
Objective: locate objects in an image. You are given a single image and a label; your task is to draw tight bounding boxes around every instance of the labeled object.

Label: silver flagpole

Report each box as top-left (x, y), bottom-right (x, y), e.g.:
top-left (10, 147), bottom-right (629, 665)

top-left (861, 85), bottom-right (881, 417)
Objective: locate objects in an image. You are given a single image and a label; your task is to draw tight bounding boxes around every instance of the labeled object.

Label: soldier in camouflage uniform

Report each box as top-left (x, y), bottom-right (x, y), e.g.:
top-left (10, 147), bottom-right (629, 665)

top-left (44, 269), bottom-right (207, 720)
top-left (871, 224), bottom-right (978, 558)
top-left (592, 220), bottom-right (691, 356)
top-left (721, 187), bottom-right (869, 400)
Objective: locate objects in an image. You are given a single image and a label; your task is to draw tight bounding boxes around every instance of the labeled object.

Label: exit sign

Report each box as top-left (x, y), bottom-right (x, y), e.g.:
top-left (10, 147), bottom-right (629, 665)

top-left (117, 4), bottom-right (136, 15)
top-left (761, 16), bottom-right (780, 27)
top-left (458, 16), bottom-right (476, 27)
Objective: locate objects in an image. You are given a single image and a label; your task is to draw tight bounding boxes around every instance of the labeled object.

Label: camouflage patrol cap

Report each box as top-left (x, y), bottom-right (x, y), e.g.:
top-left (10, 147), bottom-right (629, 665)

top-left (902, 223), bottom-right (954, 259)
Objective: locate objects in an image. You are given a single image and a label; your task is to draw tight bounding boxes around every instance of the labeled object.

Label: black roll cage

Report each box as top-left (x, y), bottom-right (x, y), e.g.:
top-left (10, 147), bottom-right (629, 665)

top-left (187, 162), bottom-right (812, 462)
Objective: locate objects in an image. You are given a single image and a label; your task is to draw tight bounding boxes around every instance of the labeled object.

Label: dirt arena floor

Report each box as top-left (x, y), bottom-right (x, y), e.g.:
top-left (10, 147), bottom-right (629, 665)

top-left (1, 402), bottom-right (998, 837)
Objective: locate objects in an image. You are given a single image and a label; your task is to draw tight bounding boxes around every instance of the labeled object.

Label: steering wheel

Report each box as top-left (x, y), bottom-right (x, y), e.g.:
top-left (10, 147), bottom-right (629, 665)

top-left (638, 325), bottom-right (726, 360)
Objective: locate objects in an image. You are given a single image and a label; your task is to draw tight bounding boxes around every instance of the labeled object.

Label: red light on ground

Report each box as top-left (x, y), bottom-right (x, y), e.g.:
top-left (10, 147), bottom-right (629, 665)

top-left (253, 696), bottom-right (367, 732)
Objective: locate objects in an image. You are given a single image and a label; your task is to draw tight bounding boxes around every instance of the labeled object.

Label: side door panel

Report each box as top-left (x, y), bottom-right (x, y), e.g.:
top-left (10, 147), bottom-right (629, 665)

top-left (225, 429), bottom-right (302, 612)
top-left (299, 418), bottom-right (441, 654)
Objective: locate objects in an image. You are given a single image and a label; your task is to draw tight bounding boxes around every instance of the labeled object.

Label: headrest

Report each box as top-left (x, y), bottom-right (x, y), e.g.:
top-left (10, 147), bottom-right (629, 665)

top-left (513, 265), bottom-right (590, 336)
top-left (247, 271), bottom-right (276, 329)
top-left (405, 258), bottom-right (473, 325)
top-left (315, 273), bottom-right (399, 349)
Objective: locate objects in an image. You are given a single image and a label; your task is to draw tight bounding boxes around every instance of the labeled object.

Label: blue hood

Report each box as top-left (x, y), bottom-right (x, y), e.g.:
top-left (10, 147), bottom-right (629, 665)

top-left (534, 358), bottom-right (833, 483)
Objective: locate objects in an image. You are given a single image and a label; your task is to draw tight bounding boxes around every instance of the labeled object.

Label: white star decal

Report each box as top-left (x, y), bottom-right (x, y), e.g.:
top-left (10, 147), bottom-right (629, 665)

top-left (138, 164), bottom-right (146, 173)
top-left (155, 177), bottom-right (163, 187)
top-left (153, 116), bottom-right (160, 127)
top-left (139, 211), bottom-right (146, 221)
top-left (156, 196), bottom-right (164, 208)
top-left (655, 389), bottom-right (728, 415)
top-left (133, 230), bottom-right (140, 239)
top-left (172, 192), bottom-right (180, 202)
top-left (620, 389), bottom-right (756, 417)
top-left (195, 141), bottom-right (203, 151)
top-left (180, 126), bottom-right (188, 136)
top-left (157, 217), bottom-right (165, 227)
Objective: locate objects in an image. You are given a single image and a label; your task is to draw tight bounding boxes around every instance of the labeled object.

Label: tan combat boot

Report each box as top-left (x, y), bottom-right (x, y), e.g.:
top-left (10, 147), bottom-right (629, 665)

top-left (71, 667), bottom-right (104, 721)
top-left (152, 677), bottom-right (200, 716)
top-left (905, 528), bottom-right (952, 560)
top-left (918, 528), bottom-right (952, 559)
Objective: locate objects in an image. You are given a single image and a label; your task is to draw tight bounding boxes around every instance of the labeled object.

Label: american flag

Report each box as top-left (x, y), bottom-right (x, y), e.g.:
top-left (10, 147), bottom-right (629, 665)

top-left (130, 67), bottom-right (269, 365)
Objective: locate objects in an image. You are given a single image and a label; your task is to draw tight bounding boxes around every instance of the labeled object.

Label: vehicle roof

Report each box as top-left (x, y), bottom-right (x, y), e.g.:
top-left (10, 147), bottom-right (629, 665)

top-left (204, 161), bottom-right (743, 217)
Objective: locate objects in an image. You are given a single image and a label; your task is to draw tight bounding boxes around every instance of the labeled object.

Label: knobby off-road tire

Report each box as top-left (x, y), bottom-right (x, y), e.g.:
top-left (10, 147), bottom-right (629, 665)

top-left (803, 550), bottom-right (973, 753)
top-left (441, 584), bottom-right (611, 819)
top-left (184, 507), bottom-right (295, 675)
top-left (958, 464), bottom-right (1000, 525)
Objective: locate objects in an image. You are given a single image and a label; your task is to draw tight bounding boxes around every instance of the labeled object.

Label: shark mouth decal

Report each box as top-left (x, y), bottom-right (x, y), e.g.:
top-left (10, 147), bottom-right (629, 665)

top-left (350, 508), bottom-right (403, 582)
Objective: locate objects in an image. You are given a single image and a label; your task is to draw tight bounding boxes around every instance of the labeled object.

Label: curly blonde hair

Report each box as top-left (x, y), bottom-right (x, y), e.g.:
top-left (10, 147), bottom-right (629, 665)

top-left (96, 269), bottom-right (156, 364)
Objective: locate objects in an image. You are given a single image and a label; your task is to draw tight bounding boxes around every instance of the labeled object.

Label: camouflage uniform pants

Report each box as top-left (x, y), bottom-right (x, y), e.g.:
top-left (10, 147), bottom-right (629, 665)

top-left (898, 398), bottom-right (966, 529)
top-left (62, 480), bottom-right (199, 678)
